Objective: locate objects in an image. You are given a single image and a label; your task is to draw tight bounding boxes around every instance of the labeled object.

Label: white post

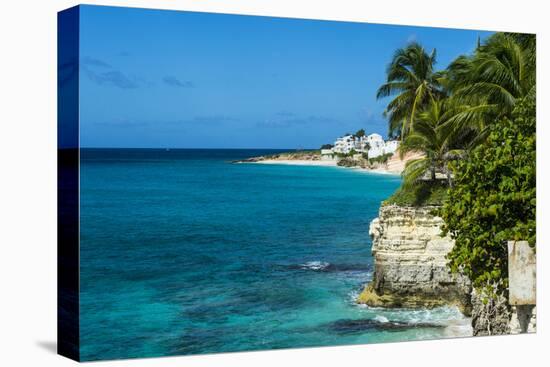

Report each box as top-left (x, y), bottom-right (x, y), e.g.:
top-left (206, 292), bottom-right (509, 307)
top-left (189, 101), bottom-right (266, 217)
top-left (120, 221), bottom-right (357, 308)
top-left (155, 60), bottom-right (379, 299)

top-left (507, 240), bottom-right (536, 333)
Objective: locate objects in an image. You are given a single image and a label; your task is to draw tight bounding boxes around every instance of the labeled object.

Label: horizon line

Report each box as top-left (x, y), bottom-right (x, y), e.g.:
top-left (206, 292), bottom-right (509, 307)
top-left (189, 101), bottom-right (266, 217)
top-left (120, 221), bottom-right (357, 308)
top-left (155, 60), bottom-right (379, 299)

top-left (63, 147), bottom-right (320, 150)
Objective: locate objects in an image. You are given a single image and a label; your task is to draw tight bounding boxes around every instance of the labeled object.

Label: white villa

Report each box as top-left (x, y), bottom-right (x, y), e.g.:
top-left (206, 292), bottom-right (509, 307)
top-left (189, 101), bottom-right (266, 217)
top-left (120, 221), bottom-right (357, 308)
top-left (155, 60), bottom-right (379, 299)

top-left (328, 133), bottom-right (399, 159)
top-left (333, 135), bottom-right (357, 154)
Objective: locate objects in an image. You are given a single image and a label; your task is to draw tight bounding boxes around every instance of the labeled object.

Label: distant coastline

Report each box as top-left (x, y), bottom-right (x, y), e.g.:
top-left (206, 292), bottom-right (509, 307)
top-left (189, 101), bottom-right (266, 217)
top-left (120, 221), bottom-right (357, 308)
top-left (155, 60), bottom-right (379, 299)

top-left (234, 149), bottom-right (421, 175)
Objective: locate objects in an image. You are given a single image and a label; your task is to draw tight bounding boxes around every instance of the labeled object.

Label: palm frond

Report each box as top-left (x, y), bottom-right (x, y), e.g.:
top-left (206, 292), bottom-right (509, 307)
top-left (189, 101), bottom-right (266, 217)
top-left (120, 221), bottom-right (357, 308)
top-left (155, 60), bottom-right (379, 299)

top-left (401, 158), bottom-right (431, 188)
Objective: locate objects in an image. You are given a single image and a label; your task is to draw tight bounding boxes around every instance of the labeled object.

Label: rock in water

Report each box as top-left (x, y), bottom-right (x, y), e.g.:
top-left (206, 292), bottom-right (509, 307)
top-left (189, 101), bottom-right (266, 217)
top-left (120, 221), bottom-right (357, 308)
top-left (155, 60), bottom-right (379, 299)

top-left (328, 318), bottom-right (444, 335)
top-left (357, 205), bottom-right (471, 314)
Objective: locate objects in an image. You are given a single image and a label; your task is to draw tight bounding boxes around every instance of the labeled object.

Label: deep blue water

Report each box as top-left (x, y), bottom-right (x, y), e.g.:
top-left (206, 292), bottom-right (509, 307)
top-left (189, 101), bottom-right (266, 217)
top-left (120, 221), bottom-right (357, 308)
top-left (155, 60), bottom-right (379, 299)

top-left (79, 149), bottom-right (468, 361)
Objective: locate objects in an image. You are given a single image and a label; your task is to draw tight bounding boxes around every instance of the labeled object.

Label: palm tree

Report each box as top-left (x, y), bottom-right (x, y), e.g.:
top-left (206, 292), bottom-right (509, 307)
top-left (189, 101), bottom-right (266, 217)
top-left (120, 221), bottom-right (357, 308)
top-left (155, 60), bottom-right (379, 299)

top-left (445, 33), bottom-right (536, 135)
top-left (400, 99), bottom-right (470, 187)
top-left (376, 42), bottom-right (443, 139)
top-left (380, 32), bottom-right (536, 186)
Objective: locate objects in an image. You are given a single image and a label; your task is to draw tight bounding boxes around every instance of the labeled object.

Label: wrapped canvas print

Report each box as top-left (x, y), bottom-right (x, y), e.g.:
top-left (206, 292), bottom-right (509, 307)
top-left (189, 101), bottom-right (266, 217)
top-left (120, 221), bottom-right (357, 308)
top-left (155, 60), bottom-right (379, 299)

top-left (57, 4), bottom-right (536, 362)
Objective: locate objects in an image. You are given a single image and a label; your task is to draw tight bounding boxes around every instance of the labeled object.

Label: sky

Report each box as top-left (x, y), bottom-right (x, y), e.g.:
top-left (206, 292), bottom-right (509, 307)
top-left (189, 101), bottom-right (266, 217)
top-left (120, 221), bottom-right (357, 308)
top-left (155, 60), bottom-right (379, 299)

top-left (76, 5), bottom-right (494, 149)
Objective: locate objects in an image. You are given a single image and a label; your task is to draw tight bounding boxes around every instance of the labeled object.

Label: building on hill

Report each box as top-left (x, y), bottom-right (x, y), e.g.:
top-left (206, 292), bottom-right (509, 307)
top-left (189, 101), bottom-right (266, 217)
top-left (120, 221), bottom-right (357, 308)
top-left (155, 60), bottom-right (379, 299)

top-left (327, 133), bottom-right (399, 158)
top-left (333, 135), bottom-right (356, 154)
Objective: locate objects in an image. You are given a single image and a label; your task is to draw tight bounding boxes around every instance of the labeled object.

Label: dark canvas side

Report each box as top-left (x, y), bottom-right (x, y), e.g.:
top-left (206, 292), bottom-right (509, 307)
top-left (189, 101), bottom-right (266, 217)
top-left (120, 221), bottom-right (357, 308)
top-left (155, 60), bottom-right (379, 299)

top-left (57, 5), bottom-right (80, 362)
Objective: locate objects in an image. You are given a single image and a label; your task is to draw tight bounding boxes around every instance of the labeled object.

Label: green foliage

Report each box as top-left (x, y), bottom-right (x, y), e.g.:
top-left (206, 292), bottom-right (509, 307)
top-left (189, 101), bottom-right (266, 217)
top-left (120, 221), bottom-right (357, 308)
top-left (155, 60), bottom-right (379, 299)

top-left (334, 150), bottom-right (358, 159)
top-left (368, 152), bottom-right (393, 165)
top-left (321, 144), bottom-right (334, 150)
top-left (376, 32), bottom-right (536, 299)
top-left (384, 181), bottom-right (449, 207)
top-left (445, 33), bottom-right (536, 138)
top-left (378, 32), bottom-right (535, 150)
top-left (400, 98), bottom-right (472, 187)
top-left (439, 97), bottom-right (536, 294)
top-left (449, 33), bottom-right (535, 112)
top-left (355, 129), bottom-right (366, 138)
top-left (376, 42), bottom-right (444, 138)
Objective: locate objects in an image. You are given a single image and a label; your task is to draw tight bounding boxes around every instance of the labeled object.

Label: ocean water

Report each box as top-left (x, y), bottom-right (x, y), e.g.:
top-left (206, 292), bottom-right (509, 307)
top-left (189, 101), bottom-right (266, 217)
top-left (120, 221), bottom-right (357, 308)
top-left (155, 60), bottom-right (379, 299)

top-left (79, 149), bottom-right (470, 361)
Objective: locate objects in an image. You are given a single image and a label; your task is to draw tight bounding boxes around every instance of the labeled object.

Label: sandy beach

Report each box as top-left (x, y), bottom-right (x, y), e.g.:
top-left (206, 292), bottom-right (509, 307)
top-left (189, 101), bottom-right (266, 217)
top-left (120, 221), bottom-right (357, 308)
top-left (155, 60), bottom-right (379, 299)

top-left (251, 159), bottom-right (338, 167)
top-left (243, 158), bottom-right (404, 175)
top-left (242, 150), bottom-right (424, 175)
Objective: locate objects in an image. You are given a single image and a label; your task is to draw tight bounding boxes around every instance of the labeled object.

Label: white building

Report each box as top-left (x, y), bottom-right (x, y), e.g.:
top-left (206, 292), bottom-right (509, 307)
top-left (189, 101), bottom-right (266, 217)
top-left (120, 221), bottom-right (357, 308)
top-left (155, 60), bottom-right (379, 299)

top-left (320, 149), bottom-right (335, 161)
top-left (365, 133), bottom-right (385, 157)
top-left (332, 135), bottom-right (356, 154)
top-left (384, 140), bottom-right (399, 154)
top-left (326, 133), bottom-right (399, 158)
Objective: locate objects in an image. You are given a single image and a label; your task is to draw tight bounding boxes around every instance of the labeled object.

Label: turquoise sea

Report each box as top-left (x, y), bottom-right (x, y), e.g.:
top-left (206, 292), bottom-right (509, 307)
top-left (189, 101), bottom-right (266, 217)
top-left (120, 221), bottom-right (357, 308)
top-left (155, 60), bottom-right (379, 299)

top-left (79, 149), bottom-right (470, 361)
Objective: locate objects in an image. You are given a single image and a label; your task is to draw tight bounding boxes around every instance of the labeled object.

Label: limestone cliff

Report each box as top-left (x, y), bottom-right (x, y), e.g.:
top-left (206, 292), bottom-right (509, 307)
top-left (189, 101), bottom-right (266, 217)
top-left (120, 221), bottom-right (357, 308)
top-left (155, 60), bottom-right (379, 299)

top-left (357, 205), bottom-right (471, 313)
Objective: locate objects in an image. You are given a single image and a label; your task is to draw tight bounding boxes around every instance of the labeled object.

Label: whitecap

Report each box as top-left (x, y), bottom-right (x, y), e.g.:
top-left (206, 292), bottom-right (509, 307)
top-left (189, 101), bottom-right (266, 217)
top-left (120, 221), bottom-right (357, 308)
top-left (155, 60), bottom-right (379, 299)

top-left (347, 289), bottom-right (361, 304)
top-left (300, 261), bottom-right (330, 271)
top-left (373, 315), bottom-right (389, 323)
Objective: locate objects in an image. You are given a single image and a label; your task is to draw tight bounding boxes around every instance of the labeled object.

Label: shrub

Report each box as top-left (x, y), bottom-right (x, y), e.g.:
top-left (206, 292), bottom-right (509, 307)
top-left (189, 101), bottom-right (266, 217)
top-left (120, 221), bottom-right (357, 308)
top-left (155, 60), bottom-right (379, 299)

top-left (368, 152), bottom-right (393, 165)
top-left (440, 97), bottom-right (536, 294)
top-left (384, 181), bottom-right (449, 207)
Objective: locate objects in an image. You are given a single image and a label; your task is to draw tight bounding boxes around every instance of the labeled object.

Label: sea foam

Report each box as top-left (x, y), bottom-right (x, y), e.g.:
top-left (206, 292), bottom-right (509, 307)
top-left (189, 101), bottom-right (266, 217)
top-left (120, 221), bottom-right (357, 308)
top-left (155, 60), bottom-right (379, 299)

top-left (299, 261), bottom-right (330, 271)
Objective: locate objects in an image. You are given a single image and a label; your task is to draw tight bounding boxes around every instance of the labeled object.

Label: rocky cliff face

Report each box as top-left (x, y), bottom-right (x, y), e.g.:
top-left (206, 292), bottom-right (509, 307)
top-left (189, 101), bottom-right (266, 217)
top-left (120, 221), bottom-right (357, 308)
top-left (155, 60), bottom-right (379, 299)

top-left (470, 289), bottom-right (536, 336)
top-left (357, 205), bottom-right (471, 313)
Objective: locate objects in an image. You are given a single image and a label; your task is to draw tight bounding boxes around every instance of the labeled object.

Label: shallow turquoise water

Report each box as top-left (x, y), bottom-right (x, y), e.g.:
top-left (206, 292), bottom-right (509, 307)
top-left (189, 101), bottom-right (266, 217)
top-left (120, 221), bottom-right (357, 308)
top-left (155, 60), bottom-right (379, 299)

top-left (79, 149), bottom-right (469, 361)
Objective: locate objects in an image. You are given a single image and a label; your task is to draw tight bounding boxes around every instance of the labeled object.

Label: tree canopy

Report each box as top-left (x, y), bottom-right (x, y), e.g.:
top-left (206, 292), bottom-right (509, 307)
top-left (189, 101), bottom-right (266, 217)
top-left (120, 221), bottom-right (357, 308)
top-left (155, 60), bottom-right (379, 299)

top-left (376, 42), bottom-right (443, 139)
top-left (355, 129), bottom-right (366, 138)
top-left (377, 32), bottom-right (536, 296)
top-left (439, 97), bottom-right (536, 293)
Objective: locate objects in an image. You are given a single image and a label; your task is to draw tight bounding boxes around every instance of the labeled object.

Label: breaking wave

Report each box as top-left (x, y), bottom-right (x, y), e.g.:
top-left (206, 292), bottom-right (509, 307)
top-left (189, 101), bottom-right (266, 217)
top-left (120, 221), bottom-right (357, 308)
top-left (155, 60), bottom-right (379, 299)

top-left (299, 261), bottom-right (330, 271)
top-left (287, 261), bottom-right (372, 272)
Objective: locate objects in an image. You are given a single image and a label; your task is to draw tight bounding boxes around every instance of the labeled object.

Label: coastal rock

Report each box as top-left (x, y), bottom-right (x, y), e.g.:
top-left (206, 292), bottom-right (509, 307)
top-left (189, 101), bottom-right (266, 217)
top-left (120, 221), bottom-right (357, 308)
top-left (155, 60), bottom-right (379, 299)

top-left (328, 318), bottom-right (444, 335)
top-left (384, 151), bottom-right (424, 173)
top-left (233, 151), bottom-right (321, 163)
top-left (470, 289), bottom-right (536, 336)
top-left (234, 156), bottom-right (266, 163)
top-left (470, 289), bottom-right (511, 336)
top-left (336, 157), bottom-right (363, 168)
top-left (357, 205), bottom-right (471, 313)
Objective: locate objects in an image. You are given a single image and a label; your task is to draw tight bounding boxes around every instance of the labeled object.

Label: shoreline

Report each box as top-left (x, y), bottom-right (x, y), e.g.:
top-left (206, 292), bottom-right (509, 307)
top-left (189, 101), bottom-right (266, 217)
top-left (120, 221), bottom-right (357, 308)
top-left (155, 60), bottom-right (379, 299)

top-left (238, 159), bottom-right (402, 176)
top-left (247, 159), bottom-right (337, 166)
top-left (233, 150), bottom-right (424, 176)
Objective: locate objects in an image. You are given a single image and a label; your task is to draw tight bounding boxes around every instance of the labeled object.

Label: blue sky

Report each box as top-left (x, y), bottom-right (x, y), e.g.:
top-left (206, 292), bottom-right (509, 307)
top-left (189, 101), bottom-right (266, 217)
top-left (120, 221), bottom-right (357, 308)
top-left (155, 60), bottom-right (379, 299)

top-left (77, 5), bottom-right (493, 149)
